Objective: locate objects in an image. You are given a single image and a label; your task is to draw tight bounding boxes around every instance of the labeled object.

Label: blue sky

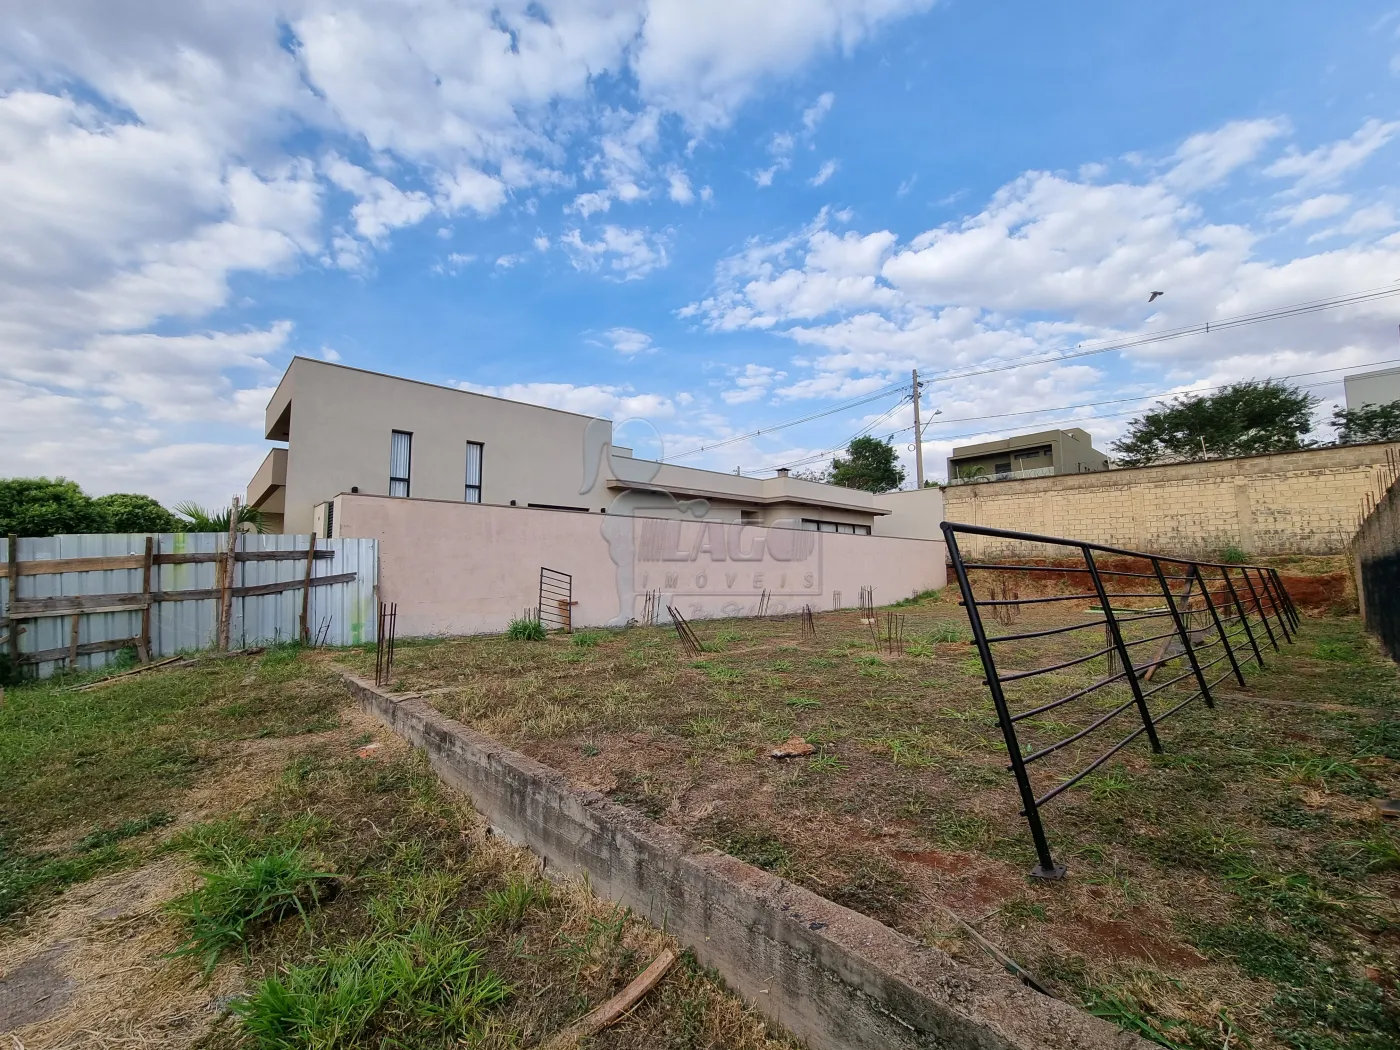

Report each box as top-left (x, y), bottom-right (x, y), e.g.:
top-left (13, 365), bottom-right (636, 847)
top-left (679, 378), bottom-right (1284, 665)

top-left (3, 1), bottom-right (1399, 504)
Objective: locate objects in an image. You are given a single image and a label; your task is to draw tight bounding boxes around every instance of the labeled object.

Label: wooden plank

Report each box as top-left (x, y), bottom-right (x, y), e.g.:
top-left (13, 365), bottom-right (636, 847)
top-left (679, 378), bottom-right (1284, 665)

top-left (217, 503), bottom-right (239, 652)
top-left (20, 636), bottom-right (140, 666)
top-left (149, 571), bottom-right (357, 604)
top-left (6, 534), bottom-right (18, 669)
top-left (9, 594), bottom-right (150, 617)
top-left (138, 536), bottom-right (154, 663)
top-left (0, 549), bottom-right (334, 577)
top-left (0, 554), bottom-right (146, 577)
top-left (300, 535), bottom-right (316, 643)
top-left (152, 549), bottom-right (335, 566)
top-left (8, 572), bottom-right (357, 617)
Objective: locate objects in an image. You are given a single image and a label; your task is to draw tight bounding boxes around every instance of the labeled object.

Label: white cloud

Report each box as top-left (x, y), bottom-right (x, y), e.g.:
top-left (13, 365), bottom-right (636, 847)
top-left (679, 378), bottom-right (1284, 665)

top-left (569, 191), bottom-right (614, 217)
top-left (721, 363), bottom-right (787, 404)
top-left (683, 118), bottom-right (1400, 426)
top-left (561, 225), bottom-right (669, 279)
top-left (1270, 193), bottom-right (1351, 226)
top-left (324, 155), bottom-right (432, 244)
top-left (0, 1), bottom-right (933, 502)
top-left (460, 380), bottom-right (676, 420)
top-left (634, 2), bottom-right (931, 127)
top-left (1266, 118), bottom-right (1400, 190)
top-left (603, 327), bottom-right (656, 355)
top-left (810, 159), bottom-right (839, 185)
top-left (667, 170), bottom-right (696, 204)
top-left (1161, 117), bottom-right (1288, 192)
top-left (802, 92), bottom-right (836, 133)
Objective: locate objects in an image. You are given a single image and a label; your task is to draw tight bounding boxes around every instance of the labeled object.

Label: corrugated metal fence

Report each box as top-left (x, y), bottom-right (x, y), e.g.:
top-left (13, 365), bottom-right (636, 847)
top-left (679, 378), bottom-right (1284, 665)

top-left (1352, 454), bottom-right (1400, 663)
top-left (1, 532), bottom-right (378, 679)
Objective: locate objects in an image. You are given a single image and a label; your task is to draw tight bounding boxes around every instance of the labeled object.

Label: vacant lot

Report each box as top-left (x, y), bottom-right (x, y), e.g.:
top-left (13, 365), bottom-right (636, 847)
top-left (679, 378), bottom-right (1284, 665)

top-left (345, 583), bottom-right (1400, 1050)
top-left (0, 651), bottom-right (796, 1049)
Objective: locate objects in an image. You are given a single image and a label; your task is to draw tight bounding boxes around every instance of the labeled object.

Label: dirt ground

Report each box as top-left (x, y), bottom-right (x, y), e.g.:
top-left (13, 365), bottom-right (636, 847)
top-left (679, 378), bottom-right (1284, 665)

top-left (342, 577), bottom-right (1400, 1050)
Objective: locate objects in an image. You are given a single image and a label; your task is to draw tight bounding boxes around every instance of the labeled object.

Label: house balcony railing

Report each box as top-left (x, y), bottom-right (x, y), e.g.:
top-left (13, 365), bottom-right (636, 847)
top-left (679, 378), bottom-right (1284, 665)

top-left (947, 464), bottom-right (1057, 486)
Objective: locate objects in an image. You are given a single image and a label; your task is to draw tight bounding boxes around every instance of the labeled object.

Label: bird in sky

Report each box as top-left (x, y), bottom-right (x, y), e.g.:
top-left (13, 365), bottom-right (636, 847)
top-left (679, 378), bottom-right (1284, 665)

top-left (1148, 290), bottom-right (1165, 302)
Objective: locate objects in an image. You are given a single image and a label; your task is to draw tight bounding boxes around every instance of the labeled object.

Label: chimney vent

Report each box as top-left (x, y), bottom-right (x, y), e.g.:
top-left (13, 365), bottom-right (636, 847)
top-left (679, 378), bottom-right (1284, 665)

top-left (776, 467), bottom-right (790, 478)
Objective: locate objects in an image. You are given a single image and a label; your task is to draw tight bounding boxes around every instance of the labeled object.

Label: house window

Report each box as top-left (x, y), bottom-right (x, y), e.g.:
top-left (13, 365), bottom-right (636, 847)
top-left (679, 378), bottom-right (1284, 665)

top-left (740, 509), bottom-right (762, 525)
top-left (465, 441), bottom-right (483, 503)
top-left (801, 517), bottom-right (871, 535)
top-left (389, 430), bottom-right (412, 497)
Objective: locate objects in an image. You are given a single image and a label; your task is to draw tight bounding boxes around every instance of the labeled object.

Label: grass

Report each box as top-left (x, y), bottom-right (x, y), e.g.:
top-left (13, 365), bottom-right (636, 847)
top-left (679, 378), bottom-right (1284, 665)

top-left (0, 651), bottom-right (799, 1050)
top-left (506, 616), bottom-right (547, 641)
top-left (166, 842), bottom-right (340, 975)
top-left (340, 577), bottom-right (1400, 1050)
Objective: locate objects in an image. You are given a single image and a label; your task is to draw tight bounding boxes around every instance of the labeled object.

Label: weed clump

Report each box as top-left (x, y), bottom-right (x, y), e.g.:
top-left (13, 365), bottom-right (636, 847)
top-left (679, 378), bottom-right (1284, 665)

top-left (166, 845), bottom-right (339, 974)
top-left (505, 616), bottom-right (547, 642)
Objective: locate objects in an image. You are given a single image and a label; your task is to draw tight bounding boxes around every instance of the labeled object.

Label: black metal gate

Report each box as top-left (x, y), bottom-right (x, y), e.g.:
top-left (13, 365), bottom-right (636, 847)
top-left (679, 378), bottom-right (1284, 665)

top-left (941, 522), bottom-right (1297, 879)
top-left (538, 567), bottom-right (573, 633)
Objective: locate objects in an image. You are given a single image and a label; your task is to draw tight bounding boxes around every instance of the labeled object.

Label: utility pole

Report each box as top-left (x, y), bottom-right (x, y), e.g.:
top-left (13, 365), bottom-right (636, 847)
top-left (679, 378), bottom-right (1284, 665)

top-left (911, 368), bottom-right (925, 488)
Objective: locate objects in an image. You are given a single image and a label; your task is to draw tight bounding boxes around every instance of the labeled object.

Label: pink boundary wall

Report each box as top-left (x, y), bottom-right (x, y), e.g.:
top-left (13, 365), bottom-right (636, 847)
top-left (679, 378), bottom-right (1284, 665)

top-left (334, 493), bottom-right (947, 637)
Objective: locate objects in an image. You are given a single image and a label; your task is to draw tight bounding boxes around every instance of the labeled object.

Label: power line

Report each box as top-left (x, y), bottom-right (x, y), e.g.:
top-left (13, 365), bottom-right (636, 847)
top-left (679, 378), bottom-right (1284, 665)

top-left (667, 379), bottom-right (909, 460)
top-left (669, 283), bottom-right (1400, 465)
top-left (747, 356), bottom-right (1400, 477)
top-left (911, 284), bottom-right (1400, 388)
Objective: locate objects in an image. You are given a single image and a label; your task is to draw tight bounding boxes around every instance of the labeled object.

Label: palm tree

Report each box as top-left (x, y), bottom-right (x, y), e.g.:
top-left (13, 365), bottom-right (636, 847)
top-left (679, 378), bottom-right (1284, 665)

top-left (173, 502), bottom-right (268, 534)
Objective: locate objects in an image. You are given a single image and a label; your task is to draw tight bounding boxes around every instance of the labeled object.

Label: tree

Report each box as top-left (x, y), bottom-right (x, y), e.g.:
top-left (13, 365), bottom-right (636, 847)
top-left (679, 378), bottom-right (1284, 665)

top-left (1332, 400), bottom-right (1400, 445)
top-left (829, 436), bottom-right (906, 493)
top-left (0, 477), bottom-right (104, 537)
top-left (93, 493), bottom-right (181, 533)
top-left (173, 502), bottom-right (268, 534)
top-left (1110, 380), bottom-right (1318, 467)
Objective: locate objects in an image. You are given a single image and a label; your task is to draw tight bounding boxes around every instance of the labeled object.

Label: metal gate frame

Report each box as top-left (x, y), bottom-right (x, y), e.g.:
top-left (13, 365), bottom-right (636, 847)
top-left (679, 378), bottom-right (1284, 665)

top-left (941, 521), bottom-right (1297, 879)
top-left (538, 567), bottom-right (573, 633)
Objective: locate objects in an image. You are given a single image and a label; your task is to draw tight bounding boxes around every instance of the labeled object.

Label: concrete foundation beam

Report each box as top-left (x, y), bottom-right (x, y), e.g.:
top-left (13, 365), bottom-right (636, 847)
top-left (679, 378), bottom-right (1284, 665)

top-left (341, 672), bottom-right (1148, 1050)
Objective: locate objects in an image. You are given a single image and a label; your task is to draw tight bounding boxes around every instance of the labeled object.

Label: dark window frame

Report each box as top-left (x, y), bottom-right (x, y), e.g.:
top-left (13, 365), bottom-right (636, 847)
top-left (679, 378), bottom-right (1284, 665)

top-left (465, 440), bottom-right (484, 503)
top-left (390, 430), bottom-right (413, 497)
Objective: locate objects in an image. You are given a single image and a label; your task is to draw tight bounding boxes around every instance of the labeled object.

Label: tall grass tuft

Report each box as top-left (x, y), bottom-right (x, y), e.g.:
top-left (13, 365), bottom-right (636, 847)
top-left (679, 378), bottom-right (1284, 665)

top-left (166, 846), bottom-right (339, 975)
top-left (505, 616), bottom-right (546, 641)
top-left (233, 922), bottom-right (510, 1047)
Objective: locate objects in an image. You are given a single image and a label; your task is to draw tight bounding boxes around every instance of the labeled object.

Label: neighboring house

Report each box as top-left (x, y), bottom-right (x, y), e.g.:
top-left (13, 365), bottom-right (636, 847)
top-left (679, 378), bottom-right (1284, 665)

top-left (946, 427), bottom-right (1110, 485)
top-left (1344, 365), bottom-right (1400, 410)
top-left (246, 358), bottom-right (934, 537)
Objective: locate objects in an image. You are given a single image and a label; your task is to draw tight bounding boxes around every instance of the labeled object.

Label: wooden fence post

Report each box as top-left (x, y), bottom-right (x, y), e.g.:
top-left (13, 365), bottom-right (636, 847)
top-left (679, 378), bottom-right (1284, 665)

top-left (218, 499), bottom-right (240, 651)
top-left (138, 535), bottom-right (155, 663)
top-left (6, 534), bottom-right (18, 670)
top-left (299, 534), bottom-right (316, 644)
top-left (68, 615), bottom-right (80, 669)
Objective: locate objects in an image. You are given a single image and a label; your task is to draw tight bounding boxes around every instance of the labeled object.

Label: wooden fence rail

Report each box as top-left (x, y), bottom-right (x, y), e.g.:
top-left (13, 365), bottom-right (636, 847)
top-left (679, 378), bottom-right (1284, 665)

top-left (1, 532), bottom-right (377, 677)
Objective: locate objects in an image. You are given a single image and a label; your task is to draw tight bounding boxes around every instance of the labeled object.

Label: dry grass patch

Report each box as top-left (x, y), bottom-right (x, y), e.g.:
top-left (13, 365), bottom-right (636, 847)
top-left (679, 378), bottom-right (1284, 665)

top-left (343, 590), bottom-right (1400, 1050)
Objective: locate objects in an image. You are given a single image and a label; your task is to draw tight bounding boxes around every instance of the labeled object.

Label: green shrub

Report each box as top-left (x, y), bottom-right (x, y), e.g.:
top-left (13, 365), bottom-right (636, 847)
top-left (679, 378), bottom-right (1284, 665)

top-left (1221, 545), bottom-right (1248, 564)
top-left (571, 631), bottom-right (603, 648)
top-left (166, 846), bottom-right (339, 974)
top-left (505, 616), bottom-right (546, 641)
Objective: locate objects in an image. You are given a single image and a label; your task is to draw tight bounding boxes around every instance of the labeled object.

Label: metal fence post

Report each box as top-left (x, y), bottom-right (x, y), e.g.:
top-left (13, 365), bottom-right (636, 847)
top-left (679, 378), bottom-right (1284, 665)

top-left (1239, 568), bottom-right (1280, 651)
top-left (1082, 547), bottom-right (1162, 752)
top-left (1219, 567), bottom-right (1265, 669)
top-left (1190, 565), bottom-right (1245, 691)
top-left (1255, 568), bottom-right (1293, 642)
top-left (941, 523), bottom-right (1065, 879)
top-left (1150, 558), bottom-right (1216, 706)
top-left (1272, 569), bottom-right (1300, 629)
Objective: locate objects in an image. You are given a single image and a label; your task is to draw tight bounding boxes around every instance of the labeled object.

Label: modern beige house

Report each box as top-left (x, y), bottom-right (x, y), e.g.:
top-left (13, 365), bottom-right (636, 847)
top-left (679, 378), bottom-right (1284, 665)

top-left (946, 427), bottom-right (1110, 485)
top-left (248, 358), bottom-right (934, 537)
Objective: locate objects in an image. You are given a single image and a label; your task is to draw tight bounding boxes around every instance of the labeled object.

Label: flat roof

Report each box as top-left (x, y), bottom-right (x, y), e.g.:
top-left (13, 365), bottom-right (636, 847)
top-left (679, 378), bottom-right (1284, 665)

top-left (1345, 365), bottom-right (1400, 382)
top-left (281, 356), bottom-right (610, 423)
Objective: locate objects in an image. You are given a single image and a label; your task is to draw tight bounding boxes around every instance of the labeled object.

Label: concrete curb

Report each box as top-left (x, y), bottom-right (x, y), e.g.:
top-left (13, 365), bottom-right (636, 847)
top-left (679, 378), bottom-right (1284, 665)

top-left (340, 671), bottom-right (1149, 1050)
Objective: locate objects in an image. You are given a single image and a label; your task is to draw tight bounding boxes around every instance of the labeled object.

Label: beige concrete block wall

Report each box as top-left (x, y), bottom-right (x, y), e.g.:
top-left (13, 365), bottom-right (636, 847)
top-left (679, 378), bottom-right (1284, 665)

top-left (335, 494), bottom-right (946, 637)
top-left (943, 443), bottom-right (1400, 558)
